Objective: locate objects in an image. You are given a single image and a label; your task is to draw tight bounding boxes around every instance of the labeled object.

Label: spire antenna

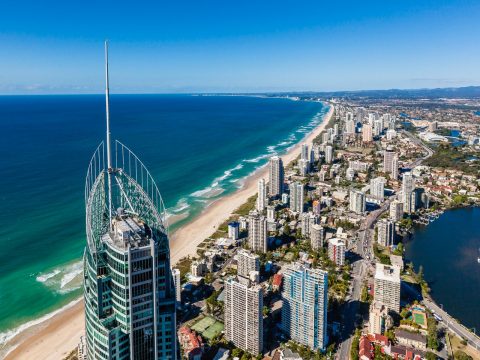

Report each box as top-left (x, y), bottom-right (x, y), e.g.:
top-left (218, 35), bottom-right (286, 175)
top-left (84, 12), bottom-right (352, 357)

top-left (105, 40), bottom-right (113, 228)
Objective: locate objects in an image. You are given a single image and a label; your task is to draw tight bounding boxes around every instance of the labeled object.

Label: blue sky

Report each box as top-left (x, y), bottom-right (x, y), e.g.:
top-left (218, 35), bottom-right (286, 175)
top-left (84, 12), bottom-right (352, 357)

top-left (1, 0), bottom-right (479, 94)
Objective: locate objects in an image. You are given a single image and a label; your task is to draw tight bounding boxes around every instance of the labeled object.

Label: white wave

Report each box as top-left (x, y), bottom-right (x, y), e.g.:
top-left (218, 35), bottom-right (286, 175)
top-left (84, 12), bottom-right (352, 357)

top-left (59, 261), bottom-right (83, 289)
top-left (190, 187), bottom-right (214, 198)
top-left (170, 198), bottom-right (190, 213)
top-left (0, 298), bottom-right (82, 351)
top-left (36, 269), bottom-right (61, 283)
top-left (244, 154), bottom-right (270, 163)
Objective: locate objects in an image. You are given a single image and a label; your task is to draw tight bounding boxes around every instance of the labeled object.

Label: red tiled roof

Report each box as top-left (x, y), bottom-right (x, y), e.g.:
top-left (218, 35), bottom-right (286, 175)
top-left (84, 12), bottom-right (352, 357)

top-left (272, 274), bottom-right (283, 287)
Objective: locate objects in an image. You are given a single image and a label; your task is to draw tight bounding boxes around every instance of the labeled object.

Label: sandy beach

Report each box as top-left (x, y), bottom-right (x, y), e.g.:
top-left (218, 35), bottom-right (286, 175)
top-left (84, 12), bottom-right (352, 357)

top-left (2, 103), bottom-right (334, 359)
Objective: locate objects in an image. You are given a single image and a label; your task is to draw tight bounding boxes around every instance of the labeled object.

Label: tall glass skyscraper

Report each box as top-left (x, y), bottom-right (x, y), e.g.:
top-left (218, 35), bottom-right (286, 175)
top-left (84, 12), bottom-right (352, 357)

top-left (281, 263), bottom-right (328, 352)
top-left (83, 42), bottom-right (177, 359)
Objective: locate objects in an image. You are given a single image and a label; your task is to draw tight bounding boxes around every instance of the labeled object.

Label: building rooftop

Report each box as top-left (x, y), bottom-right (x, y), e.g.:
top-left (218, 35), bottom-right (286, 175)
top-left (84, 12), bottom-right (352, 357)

top-left (395, 329), bottom-right (427, 344)
top-left (103, 215), bottom-right (150, 251)
top-left (375, 263), bottom-right (401, 283)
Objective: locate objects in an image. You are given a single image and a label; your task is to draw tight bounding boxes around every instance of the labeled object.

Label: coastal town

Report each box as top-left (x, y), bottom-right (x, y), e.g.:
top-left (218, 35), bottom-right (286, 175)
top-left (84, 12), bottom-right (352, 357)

top-left (165, 98), bottom-right (480, 360)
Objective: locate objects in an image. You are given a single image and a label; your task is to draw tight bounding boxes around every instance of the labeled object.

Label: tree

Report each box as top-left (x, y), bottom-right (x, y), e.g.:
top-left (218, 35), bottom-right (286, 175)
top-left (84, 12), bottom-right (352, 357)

top-left (425, 351), bottom-right (437, 360)
top-left (454, 350), bottom-right (473, 360)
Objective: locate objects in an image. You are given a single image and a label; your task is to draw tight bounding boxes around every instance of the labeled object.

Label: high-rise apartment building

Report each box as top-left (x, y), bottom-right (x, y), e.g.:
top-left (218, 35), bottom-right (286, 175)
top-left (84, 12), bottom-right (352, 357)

top-left (84, 43), bottom-right (177, 359)
top-left (172, 268), bottom-right (181, 307)
top-left (362, 123), bottom-right (373, 143)
top-left (370, 177), bottom-right (386, 199)
top-left (310, 224), bottom-right (324, 251)
top-left (349, 189), bottom-right (366, 214)
top-left (224, 277), bottom-right (263, 355)
top-left (383, 150), bottom-right (396, 174)
top-left (248, 210), bottom-right (268, 253)
top-left (374, 263), bottom-right (401, 313)
top-left (369, 301), bottom-right (389, 335)
top-left (289, 182), bottom-right (305, 214)
top-left (328, 238), bottom-right (346, 266)
top-left (237, 249), bottom-right (260, 280)
top-left (377, 219), bottom-right (395, 247)
top-left (325, 145), bottom-right (333, 164)
top-left (269, 156), bottom-right (284, 197)
top-left (389, 200), bottom-right (404, 221)
top-left (402, 172), bottom-right (416, 213)
top-left (281, 263), bottom-right (328, 351)
top-left (256, 178), bottom-right (267, 212)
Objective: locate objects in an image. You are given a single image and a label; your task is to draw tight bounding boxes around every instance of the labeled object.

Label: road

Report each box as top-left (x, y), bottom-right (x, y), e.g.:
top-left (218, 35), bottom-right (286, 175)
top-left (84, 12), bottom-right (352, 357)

top-left (423, 298), bottom-right (480, 352)
top-left (337, 131), bottom-right (434, 359)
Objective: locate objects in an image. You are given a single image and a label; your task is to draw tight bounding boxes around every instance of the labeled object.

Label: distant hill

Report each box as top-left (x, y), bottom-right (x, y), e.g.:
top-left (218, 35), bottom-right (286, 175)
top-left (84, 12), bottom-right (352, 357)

top-left (260, 86), bottom-right (480, 99)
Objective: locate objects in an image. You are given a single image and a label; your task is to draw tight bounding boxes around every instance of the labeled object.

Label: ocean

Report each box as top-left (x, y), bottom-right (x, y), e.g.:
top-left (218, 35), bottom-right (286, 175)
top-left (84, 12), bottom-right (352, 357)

top-left (0, 94), bottom-right (328, 343)
top-left (405, 207), bottom-right (480, 330)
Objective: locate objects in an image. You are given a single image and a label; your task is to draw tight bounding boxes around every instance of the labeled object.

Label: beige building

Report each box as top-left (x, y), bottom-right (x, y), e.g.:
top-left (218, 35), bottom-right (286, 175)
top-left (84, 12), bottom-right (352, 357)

top-left (369, 301), bottom-right (389, 335)
top-left (237, 249), bottom-right (260, 280)
top-left (310, 224), bottom-right (324, 251)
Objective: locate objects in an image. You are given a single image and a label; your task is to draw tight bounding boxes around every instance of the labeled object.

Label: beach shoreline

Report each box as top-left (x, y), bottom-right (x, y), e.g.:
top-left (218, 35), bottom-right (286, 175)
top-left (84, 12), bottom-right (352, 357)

top-left (2, 102), bottom-right (334, 359)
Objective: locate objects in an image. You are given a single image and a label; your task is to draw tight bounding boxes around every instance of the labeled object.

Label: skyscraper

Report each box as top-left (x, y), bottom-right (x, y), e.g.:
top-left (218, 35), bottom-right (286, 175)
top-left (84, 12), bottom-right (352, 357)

top-left (269, 156), bottom-right (284, 197)
top-left (349, 189), bottom-right (366, 214)
top-left (377, 219), bottom-right (395, 247)
top-left (256, 178), bottom-right (267, 212)
top-left (224, 277), bottom-right (263, 355)
top-left (370, 177), bottom-right (386, 199)
top-left (402, 172), bottom-right (416, 213)
top-left (310, 224), bottom-right (324, 251)
top-left (389, 200), bottom-right (404, 221)
top-left (84, 42), bottom-right (177, 360)
top-left (383, 150), bottom-right (396, 174)
top-left (374, 263), bottom-right (401, 313)
top-left (289, 182), bottom-right (305, 213)
top-left (362, 123), bottom-right (373, 143)
top-left (248, 210), bottom-right (268, 253)
top-left (325, 145), bottom-right (333, 164)
top-left (281, 263), bottom-right (328, 351)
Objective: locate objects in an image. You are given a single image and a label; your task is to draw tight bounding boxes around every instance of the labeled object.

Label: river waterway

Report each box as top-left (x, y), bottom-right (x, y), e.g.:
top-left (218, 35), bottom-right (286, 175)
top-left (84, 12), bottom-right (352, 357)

top-left (404, 207), bottom-right (480, 330)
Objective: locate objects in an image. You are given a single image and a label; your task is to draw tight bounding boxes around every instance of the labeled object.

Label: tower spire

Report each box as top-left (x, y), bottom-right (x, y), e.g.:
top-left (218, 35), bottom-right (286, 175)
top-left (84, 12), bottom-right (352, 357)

top-left (105, 40), bottom-right (113, 228)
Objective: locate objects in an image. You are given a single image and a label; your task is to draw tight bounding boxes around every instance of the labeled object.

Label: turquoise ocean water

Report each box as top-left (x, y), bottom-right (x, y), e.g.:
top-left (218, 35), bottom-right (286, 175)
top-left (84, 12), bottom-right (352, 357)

top-left (0, 94), bottom-right (328, 343)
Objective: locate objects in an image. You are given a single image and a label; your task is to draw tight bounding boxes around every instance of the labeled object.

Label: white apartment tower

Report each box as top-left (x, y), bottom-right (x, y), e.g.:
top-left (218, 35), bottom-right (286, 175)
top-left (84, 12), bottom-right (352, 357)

top-left (374, 263), bottom-right (401, 313)
top-left (389, 200), bottom-right (404, 221)
top-left (269, 156), bottom-right (284, 197)
top-left (377, 219), bottom-right (395, 247)
top-left (349, 189), bottom-right (366, 214)
top-left (224, 278), bottom-right (263, 355)
top-left (172, 268), bottom-right (181, 306)
top-left (370, 177), bottom-right (386, 199)
top-left (256, 178), bottom-right (267, 212)
top-left (325, 145), bottom-right (333, 164)
top-left (383, 150), bottom-right (395, 174)
top-left (237, 249), bottom-right (260, 279)
top-left (328, 238), bottom-right (346, 266)
top-left (289, 182), bottom-right (305, 214)
top-left (248, 211), bottom-right (268, 253)
top-left (310, 224), bottom-right (324, 251)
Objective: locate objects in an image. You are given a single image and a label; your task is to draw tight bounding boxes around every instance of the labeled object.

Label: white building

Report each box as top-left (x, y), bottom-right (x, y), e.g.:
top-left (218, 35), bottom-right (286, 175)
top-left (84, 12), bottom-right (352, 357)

top-left (237, 249), bottom-right (260, 280)
top-left (402, 172), bottom-right (416, 213)
top-left (248, 211), bottom-right (268, 253)
top-left (383, 150), bottom-right (396, 174)
top-left (257, 178), bottom-right (267, 212)
top-left (374, 263), bottom-right (401, 313)
top-left (349, 189), bottom-right (366, 214)
top-left (389, 200), bottom-right (404, 221)
top-left (310, 224), bottom-right (324, 251)
top-left (269, 156), bottom-right (284, 197)
top-left (377, 219), bottom-right (395, 247)
top-left (172, 268), bottom-right (181, 306)
top-left (224, 277), bottom-right (263, 355)
top-left (328, 238), bottom-right (346, 266)
top-left (289, 182), bottom-right (305, 214)
top-left (370, 177), bottom-right (386, 199)
top-left (325, 145), bottom-right (333, 164)
top-left (228, 221), bottom-right (240, 240)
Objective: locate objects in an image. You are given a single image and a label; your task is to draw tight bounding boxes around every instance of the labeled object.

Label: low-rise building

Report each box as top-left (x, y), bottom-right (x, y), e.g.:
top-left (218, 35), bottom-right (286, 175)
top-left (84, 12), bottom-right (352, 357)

top-left (394, 329), bottom-right (427, 351)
